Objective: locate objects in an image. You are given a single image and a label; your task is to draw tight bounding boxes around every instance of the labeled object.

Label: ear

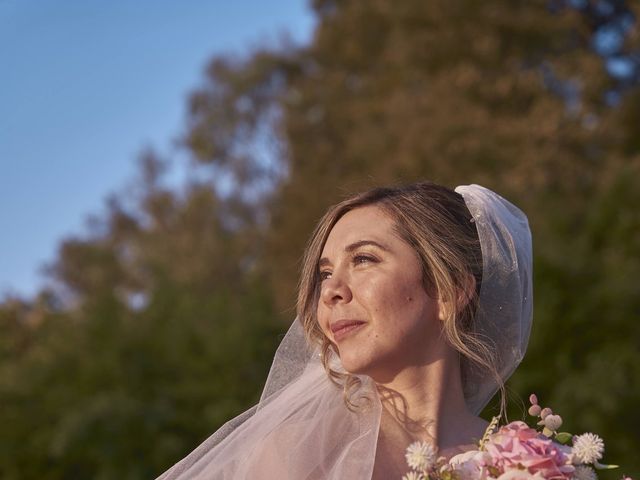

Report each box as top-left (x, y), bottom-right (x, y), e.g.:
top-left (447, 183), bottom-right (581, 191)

top-left (437, 273), bottom-right (476, 321)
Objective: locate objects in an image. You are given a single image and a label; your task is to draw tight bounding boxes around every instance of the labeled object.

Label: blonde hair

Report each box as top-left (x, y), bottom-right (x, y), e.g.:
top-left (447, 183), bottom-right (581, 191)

top-left (296, 181), bottom-right (505, 415)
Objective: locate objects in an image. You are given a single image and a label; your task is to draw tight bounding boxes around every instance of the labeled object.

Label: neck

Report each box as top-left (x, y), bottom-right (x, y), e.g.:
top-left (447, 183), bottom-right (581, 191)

top-left (374, 345), bottom-right (485, 451)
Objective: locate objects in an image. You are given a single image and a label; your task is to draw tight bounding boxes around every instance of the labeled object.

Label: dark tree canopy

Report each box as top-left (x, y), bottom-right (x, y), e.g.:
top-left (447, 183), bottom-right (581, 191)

top-left (1, 1), bottom-right (639, 478)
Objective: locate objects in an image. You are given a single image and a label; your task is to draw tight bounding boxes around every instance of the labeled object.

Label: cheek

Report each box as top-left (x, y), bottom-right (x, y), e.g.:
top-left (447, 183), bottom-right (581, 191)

top-left (315, 303), bottom-right (331, 337)
top-left (356, 275), bottom-right (423, 325)
top-left (382, 280), bottom-right (435, 335)
top-left (376, 273), bottom-right (424, 309)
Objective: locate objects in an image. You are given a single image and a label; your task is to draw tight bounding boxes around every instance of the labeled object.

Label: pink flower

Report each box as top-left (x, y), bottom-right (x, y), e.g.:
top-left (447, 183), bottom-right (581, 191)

top-left (528, 405), bottom-right (542, 417)
top-left (543, 415), bottom-right (563, 431)
top-left (449, 450), bottom-right (492, 480)
top-left (485, 421), bottom-right (575, 480)
top-left (497, 470), bottom-right (546, 480)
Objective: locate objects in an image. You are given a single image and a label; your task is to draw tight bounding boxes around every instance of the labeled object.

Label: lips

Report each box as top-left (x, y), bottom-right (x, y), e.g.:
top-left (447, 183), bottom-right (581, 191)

top-left (330, 319), bottom-right (366, 342)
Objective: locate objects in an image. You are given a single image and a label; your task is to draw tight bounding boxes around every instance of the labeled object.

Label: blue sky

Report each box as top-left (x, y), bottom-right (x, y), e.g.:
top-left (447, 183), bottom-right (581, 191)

top-left (0, 0), bottom-right (315, 298)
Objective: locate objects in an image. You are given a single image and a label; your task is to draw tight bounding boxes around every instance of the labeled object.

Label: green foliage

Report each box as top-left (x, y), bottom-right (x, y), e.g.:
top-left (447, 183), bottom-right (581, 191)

top-left (2, 0), bottom-right (639, 477)
top-left (0, 285), bottom-right (280, 479)
top-left (0, 153), bottom-right (282, 478)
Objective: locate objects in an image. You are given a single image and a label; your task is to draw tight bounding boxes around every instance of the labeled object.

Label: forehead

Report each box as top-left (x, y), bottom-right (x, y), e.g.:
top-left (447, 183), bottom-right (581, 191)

top-left (322, 205), bottom-right (396, 254)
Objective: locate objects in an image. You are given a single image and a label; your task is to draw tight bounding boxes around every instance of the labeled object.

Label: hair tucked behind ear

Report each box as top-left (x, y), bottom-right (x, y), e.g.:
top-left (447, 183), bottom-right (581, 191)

top-left (297, 181), bottom-right (506, 416)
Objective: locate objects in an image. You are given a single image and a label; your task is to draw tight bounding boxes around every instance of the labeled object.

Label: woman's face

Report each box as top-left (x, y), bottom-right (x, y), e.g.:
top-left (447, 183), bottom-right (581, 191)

top-left (316, 205), bottom-right (446, 381)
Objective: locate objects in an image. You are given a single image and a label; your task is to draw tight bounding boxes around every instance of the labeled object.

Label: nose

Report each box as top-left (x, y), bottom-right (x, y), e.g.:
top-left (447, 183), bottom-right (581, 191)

top-left (320, 274), bottom-right (353, 306)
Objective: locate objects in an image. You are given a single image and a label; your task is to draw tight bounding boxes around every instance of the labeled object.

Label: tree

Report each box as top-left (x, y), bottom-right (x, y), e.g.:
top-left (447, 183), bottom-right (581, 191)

top-left (0, 153), bottom-right (282, 478)
top-left (2, 0), bottom-right (639, 477)
top-left (184, 0), bottom-right (639, 473)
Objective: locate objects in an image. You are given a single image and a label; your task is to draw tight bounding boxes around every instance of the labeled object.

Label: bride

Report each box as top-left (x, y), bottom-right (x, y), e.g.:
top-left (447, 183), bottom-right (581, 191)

top-left (158, 181), bottom-right (533, 479)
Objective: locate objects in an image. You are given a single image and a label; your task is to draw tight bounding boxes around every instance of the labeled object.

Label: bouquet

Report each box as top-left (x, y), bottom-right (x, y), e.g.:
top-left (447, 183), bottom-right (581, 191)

top-left (402, 394), bottom-right (631, 480)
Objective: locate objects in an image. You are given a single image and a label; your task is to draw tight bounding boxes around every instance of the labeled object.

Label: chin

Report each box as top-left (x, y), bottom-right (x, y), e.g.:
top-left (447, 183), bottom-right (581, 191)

top-left (340, 350), bottom-right (411, 384)
top-left (339, 353), bottom-right (385, 379)
top-left (337, 352), bottom-right (370, 376)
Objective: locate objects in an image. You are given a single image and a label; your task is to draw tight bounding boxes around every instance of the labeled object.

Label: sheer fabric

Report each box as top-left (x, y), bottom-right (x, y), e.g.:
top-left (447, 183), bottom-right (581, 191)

top-left (454, 185), bottom-right (533, 412)
top-left (158, 333), bottom-right (382, 479)
top-left (158, 184), bottom-right (533, 480)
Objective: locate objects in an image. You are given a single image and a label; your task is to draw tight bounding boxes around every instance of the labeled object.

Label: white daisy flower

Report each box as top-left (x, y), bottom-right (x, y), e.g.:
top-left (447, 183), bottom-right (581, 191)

top-left (572, 465), bottom-right (598, 480)
top-left (402, 471), bottom-right (426, 480)
top-left (572, 433), bottom-right (605, 464)
top-left (405, 440), bottom-right (437, 471)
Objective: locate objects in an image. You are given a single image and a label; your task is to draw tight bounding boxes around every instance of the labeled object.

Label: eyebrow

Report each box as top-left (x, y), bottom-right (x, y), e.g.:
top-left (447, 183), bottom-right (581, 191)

top-left (318, 240), bottom-right (390, 268)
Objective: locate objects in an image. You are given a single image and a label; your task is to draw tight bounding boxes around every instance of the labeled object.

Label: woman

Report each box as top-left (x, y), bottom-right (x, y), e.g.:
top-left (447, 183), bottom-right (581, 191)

top-left (158, 182), bottom-right (532, 479)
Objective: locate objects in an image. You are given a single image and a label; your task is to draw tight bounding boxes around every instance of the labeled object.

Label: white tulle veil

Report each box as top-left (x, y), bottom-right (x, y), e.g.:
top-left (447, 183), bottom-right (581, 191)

top-left (157, 184), bottom-right (533, 480)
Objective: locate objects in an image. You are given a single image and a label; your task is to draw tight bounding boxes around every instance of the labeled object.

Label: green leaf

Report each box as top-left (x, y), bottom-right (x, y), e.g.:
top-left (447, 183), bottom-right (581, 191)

top-left (554, 432), bottom-right (573, 444)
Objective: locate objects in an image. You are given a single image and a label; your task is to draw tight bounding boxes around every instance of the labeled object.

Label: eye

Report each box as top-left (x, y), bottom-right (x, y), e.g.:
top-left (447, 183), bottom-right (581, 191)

top-left (318, 270), bottom-right (332, 281)
top-left (353, 254), bottom-right (376, 265)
